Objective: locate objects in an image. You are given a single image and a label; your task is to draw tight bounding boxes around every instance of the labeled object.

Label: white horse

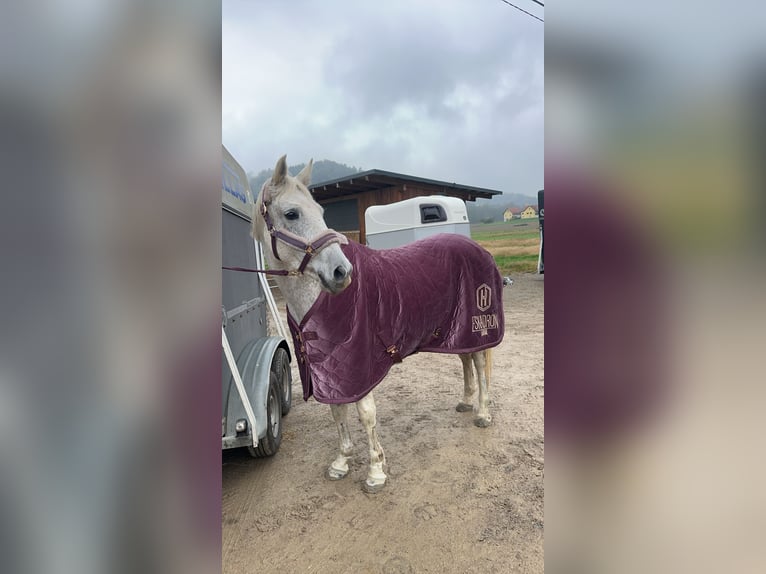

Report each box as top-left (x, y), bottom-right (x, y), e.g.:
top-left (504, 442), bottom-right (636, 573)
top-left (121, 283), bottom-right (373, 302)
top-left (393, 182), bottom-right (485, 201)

top-left (253, 155), bottom-right (496, 493)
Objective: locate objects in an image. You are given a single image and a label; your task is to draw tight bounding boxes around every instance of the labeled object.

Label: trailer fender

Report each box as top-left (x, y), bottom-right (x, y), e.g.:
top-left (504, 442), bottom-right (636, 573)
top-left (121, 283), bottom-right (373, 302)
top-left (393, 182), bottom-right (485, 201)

top-left (224, 336), bottom-right (290, 441)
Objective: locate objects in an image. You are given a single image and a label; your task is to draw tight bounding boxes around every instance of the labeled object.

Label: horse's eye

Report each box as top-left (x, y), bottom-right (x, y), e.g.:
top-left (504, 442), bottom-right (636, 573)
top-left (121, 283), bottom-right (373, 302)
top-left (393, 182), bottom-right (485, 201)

top-left (284, 209), bottom-right (300, 221)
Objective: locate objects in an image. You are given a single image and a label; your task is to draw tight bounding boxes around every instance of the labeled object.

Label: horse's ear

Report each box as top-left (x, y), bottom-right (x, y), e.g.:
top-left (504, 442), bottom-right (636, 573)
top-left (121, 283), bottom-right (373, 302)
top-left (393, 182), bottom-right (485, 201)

top-left (296, 158), bottom-right (313, 187)
top-left (271, 155), bottom-right (288, 187)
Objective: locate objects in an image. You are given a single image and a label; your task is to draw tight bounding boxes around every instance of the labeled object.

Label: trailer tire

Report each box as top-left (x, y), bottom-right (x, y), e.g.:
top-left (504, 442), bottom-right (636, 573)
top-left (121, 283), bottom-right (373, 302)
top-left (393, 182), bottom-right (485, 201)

top-left (271, 347), bottom-right (292, 416)
top-left (247, 372), bottom-right (282, 458)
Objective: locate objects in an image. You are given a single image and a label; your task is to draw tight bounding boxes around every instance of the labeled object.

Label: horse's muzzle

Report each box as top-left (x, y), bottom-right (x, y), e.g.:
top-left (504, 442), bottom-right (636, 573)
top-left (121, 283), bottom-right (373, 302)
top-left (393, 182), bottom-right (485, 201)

top-left (321, 263), bottom-right (353, 294)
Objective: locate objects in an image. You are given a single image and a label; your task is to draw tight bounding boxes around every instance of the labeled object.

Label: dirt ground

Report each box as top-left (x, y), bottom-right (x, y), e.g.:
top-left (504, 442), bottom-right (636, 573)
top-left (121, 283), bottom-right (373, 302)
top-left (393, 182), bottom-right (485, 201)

top-left (222, 274), bottom-right (544, 574)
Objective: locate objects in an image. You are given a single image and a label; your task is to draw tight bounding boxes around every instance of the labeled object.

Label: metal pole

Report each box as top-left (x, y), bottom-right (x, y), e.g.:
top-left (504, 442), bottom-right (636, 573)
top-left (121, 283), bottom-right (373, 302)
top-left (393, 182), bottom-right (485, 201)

top-left (254, 238), bottom-right (289, 341)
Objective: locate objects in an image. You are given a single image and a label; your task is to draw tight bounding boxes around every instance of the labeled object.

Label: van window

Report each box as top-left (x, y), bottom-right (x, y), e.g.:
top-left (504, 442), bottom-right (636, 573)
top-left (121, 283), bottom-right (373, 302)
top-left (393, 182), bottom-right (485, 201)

top-left (420, 204), bottom-right (447, 224)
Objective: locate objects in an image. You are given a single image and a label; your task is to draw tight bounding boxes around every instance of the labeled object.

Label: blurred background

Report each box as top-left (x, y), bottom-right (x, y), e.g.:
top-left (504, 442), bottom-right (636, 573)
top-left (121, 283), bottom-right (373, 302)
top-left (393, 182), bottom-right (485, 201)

top-left (0, 2), bottom-right (220, 573)
top-left (546, 1), bottom-right (766, 573)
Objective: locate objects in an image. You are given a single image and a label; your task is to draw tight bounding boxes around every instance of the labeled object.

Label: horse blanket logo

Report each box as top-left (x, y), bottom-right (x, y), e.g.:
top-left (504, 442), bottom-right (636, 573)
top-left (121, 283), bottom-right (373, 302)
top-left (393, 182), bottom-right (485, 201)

top-left (472, 283), bottom-right (499, 336)
top-left (287, 234), bottom-right (505, 404)
top-left (476, 283), bottom-right (492, 311)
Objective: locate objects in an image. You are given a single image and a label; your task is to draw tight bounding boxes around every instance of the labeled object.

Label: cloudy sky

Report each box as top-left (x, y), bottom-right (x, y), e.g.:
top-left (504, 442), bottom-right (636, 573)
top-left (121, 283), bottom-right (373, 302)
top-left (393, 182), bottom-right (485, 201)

top-left (223, 0), bottom-right (543, 196)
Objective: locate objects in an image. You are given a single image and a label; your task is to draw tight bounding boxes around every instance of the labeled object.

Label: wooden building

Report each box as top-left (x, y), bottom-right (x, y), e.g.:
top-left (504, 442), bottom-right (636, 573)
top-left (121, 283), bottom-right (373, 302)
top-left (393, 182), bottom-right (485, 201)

top-left (309, 169), bottom-right (502, 244)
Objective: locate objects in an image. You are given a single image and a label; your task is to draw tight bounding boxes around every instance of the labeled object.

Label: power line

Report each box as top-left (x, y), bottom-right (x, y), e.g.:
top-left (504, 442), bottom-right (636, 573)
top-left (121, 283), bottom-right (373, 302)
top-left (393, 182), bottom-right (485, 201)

top-left (497, 0), bottom-right (544, 23)
top-left (529, 0), bottom-right (544, 7)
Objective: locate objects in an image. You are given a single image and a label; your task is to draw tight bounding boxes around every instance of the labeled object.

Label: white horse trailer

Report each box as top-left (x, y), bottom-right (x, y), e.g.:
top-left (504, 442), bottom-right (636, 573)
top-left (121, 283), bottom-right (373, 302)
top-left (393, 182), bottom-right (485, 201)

top-left (222, 145), bottom-right (292, 457)
top-left (365, 195), bottom-right (471, 249)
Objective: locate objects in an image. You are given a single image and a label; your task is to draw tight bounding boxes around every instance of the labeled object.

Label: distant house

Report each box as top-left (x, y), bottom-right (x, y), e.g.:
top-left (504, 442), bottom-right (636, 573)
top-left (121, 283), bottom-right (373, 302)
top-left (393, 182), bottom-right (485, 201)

top-left (520, 205), bottom-right (538, 219)
top-left (503, 207), bottom-right (520, 221)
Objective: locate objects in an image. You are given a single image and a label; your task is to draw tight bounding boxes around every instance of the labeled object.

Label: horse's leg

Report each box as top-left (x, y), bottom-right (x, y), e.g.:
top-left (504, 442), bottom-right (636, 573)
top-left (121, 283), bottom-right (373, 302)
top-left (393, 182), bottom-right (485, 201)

top-left (355, 392), bottom-right (387, 493)
top-left (326, 404), bottom-right (353, 480)
top-left (456, 353), bottom-right (476, 412)
top-left (472, 349), bottom-right (492, 427)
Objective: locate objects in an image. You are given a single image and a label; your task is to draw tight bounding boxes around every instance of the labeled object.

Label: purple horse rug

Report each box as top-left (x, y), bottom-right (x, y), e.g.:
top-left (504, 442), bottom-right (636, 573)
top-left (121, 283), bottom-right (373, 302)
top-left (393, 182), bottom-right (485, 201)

top-left (287, 234), bottom-right (505, 404)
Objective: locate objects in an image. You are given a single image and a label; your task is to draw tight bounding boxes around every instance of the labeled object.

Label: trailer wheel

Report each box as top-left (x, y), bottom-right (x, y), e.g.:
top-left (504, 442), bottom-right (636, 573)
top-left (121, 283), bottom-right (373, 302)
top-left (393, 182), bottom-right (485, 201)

top-left (271, 347), bottom-right (292, 416)
top-left (247, 372), bottom-right (282, 458)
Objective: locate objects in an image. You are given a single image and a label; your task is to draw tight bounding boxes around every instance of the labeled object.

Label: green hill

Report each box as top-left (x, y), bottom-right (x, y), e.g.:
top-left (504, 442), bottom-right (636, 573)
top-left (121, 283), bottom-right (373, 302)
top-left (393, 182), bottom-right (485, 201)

top-left (248, 160), bottom-right (361, 194)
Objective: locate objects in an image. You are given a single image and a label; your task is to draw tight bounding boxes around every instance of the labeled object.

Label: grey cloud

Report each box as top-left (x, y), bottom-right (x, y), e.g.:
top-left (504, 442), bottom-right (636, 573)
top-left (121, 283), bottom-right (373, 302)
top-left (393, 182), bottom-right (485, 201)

top-left (323, 16), bottom-right (539, 122)
top-left (223, 0), bottom-right (543, 195)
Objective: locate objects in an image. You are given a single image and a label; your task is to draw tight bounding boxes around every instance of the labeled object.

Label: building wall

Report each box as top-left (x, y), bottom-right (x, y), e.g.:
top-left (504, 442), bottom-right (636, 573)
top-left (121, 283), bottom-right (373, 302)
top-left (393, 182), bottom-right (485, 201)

top-left (521, 207), bottom-right (537, 219)
top-left (322, 198), bottom-right (359, 232)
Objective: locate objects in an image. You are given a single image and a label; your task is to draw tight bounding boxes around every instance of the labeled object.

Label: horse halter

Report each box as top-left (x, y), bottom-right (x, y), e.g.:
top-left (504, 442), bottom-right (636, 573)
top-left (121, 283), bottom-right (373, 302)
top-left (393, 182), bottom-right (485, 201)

top-left (259, 185), bottom-right (348, 276)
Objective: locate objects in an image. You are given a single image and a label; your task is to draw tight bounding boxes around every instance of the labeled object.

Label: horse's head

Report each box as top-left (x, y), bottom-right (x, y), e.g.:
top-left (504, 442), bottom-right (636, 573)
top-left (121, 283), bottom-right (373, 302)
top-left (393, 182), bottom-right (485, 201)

top-left (253, 155), bottom-right (353, 294)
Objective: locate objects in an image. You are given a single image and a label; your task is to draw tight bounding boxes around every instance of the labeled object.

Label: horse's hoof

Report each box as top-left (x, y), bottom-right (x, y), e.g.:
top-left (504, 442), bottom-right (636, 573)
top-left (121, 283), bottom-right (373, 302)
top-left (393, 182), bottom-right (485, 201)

top-left (326, 467), bottom-right (348, 480)
top-left (455, 402), bottom-right (473, 412)
top-left (474, 417), bottom-right (492, 428)
top-left (362, 480), bottom-right (386, 494)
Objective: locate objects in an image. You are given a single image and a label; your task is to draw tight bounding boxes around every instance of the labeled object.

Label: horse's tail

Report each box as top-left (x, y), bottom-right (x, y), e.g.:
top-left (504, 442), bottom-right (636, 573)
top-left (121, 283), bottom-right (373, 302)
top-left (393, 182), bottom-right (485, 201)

top-left (484, 348), bottom-right (493, 390)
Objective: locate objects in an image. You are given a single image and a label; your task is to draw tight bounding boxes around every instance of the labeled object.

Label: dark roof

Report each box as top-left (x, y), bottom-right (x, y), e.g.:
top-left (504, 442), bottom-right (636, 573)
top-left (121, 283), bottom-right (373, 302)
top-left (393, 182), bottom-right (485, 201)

top-left (309, 169), bottom-right (503, 202)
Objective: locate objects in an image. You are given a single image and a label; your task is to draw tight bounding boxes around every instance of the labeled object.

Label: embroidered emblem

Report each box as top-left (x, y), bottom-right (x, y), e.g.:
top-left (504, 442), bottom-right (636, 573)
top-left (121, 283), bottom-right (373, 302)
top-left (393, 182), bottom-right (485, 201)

top-left (476, 283), bottom-right (491, 312)
top-left (472, 314), bottom-right (499, 336)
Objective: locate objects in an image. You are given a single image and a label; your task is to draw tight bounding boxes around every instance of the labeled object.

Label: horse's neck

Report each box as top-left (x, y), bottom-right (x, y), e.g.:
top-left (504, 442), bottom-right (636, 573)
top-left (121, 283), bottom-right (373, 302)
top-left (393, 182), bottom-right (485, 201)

top-left (258, 237), bottom-right (321, 323)
top-left (274, 274), bottom-right (322, 324)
